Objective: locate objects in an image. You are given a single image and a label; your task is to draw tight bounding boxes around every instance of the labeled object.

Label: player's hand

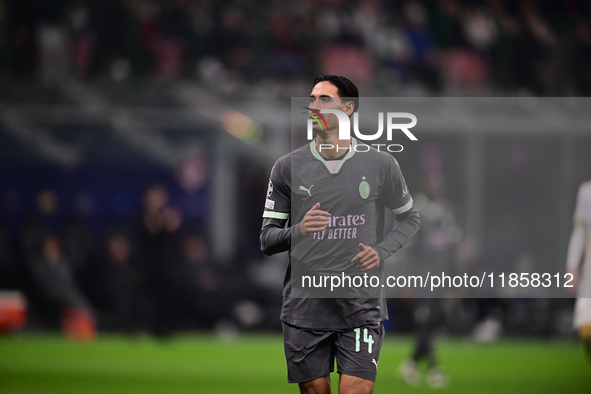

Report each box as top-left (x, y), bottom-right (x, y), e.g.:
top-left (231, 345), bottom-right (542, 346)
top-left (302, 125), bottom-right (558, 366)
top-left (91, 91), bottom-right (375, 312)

top-left (299, 203), bottom-right (330, 237)
top-left (567, 269), bottom-right (579, 295)
top-left (352, 243), bottom-right (380, 271)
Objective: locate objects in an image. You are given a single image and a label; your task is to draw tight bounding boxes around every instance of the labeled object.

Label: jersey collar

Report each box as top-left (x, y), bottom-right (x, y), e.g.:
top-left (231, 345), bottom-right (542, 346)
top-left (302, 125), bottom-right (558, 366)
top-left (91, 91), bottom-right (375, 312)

top-left (309, 137), bottom-right (357, 174)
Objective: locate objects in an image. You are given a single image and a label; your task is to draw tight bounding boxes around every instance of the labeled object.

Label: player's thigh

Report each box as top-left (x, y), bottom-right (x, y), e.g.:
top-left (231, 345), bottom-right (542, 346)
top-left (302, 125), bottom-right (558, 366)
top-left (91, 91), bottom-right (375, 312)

top-left (282, 322), bottom-right (335, 384)
top-left (334, 323), bottom-right (384, 382)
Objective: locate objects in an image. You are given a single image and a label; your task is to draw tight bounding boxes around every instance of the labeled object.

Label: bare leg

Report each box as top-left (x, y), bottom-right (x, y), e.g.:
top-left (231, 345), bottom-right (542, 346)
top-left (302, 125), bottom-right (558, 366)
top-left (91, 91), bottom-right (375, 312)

top-left (299, 375), bottom-right (331, 394)
top-left (338, 374), bottom-right (374, 394)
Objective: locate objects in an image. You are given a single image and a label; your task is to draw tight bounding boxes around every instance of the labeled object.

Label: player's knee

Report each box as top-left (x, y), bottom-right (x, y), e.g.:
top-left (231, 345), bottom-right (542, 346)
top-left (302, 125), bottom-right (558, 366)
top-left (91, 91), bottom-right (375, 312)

top-left (298, 375), bottom-right (331, 394)
top-left (339, 374), bottom-right (374, 394)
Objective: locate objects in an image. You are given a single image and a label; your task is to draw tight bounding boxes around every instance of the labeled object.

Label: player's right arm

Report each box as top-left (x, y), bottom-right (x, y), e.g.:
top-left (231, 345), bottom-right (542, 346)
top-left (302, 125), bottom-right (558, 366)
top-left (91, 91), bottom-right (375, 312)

top-left (260, 203), bottom-right (330, 256)
top-left (259, 156), bottom-right (293, 256)
top-left (259, 156), bottom-right (329, 256)
top-left (260, 216), bottom-right (299, 256)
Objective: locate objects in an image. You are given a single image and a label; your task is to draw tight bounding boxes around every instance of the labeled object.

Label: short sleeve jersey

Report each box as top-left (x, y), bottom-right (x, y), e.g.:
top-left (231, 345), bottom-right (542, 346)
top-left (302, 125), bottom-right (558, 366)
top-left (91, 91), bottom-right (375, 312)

top-left (263, 138), bottom-right (413, 330)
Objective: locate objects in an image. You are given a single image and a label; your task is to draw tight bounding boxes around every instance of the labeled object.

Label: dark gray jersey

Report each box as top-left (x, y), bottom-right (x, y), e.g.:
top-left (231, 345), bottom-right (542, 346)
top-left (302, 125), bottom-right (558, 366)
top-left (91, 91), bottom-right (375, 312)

top-left (261, 138), bottom-right (419, 330)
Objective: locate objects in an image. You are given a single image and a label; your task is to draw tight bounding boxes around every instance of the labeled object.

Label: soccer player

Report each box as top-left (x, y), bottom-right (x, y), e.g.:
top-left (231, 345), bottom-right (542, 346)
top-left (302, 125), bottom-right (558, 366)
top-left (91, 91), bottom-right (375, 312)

top-left (398, 173), bottom-right (454, 388)
top-left (260, 75), bottom-right (421, 394)
top-left (566, 180), bottom-right (591, 367)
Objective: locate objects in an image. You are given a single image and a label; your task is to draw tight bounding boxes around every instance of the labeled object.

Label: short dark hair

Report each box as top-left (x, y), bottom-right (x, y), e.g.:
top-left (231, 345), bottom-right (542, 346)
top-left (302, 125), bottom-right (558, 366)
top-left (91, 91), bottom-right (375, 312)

top-left (313, 75), bottom-right (359, 112)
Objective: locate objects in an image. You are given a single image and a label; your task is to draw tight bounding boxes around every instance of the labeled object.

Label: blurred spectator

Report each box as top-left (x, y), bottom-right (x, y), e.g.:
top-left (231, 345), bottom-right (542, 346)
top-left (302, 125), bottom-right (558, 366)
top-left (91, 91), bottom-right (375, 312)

top-left (156, 1), bottom-right (190, 78)
top-left (403, 1), bottom-right (439, 89)
top-left (135, 0), bottom-right (190, 79)
top-left (208, 6), bottom-right (251, 81)
top-left (19, 190), bottom-right (61, 265)
top-left (268, 9), bottom-right (309, 79)
top-left (486, 0), bottom-right (514, 89)
top-left (353, 0), bottom-right (381, 50)
top-left (177, 233), bottom-right (232, 329)
top-left (440, 48), bottom-right (489, 92)
top-left (7, 1), bottom-right (40, 76)
top-left (87, 0), bottom-right (131, 78)
top-left (186, 0), bottom-right (215, 68)
top-left (137, 183), bottom-right (184, 336)
top-left (573, 23), bottom-right (591, 95)
top-left (462, 5), bottom-right (498, 55)
top-left (320, 44), bottom-right (374, 89)
top-left (511, 0), bottom-right (556, 95)
top-left (0, 1), bottom-right (5, 63)
top-left (431, 0), bottom-right (464, 50)
top-left (68, 0), bottom-right (95, 78)
top-left (37, 22), bottom-right (69, 84)
top-left (315, 0), bottom-right (360, 44)
top-left (316, 1), bottom-right (374, 87)
top-left (30, 234), bottom-right (94, 317)
top-left (0, 0), bottom-right (586, 94)
top-left (62, 217), bottom-right (96, 281)
top-left (0, 226), bottom-right (16, 289)
top-left (102, 233), bottom-right (139, 332)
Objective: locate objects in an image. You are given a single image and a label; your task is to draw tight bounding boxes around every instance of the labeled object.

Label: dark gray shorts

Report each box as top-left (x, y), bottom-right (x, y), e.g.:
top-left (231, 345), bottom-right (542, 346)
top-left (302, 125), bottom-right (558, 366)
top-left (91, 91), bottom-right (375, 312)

top-left (282, 321), bottom-right (384, 384)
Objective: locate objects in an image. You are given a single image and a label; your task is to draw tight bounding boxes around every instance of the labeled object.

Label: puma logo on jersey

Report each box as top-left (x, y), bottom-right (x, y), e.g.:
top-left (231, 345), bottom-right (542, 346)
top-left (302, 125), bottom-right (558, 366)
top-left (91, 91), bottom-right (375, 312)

top-left (372, 358), bottom-right (379, 371)
top-left (299, 185), bottom-right (313, 196)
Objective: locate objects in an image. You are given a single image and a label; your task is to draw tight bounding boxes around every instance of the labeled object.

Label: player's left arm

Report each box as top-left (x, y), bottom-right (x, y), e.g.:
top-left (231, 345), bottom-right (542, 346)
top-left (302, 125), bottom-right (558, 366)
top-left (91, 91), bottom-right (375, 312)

top-left (353, 156), bottom-right (420, 271)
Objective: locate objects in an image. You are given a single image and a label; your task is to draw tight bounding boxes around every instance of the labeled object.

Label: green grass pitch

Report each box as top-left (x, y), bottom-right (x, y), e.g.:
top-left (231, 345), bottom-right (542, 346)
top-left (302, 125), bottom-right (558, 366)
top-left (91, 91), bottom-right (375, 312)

top-left (0, 334), bottom-right (589, 393)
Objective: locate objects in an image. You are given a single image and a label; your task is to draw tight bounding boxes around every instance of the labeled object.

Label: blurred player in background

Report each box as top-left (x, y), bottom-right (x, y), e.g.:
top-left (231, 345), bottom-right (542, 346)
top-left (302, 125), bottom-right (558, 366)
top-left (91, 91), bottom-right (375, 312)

top-left (260, 75), bottom-right (420, 394)
top-left (566, 181), bottom-right (591, 367)
top-left (398, 171), bottom-right (457, 388)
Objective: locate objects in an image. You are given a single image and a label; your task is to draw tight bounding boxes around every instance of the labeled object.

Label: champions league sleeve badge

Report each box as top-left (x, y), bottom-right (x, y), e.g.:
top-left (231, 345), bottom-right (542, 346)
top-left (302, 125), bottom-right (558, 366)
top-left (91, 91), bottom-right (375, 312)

top-left (267, 179), bottom-right (273, 198)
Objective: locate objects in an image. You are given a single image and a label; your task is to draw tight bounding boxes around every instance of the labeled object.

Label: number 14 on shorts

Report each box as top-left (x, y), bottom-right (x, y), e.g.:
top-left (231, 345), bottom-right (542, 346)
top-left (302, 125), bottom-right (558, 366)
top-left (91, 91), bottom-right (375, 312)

top-left (354, 328), bottom-right (374, 353)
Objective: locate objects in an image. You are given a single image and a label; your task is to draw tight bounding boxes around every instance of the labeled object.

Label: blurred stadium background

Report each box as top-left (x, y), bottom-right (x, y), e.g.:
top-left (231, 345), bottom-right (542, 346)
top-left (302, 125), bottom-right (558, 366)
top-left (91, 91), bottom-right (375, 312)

top-left (0, 0), bottom-right (590, 392)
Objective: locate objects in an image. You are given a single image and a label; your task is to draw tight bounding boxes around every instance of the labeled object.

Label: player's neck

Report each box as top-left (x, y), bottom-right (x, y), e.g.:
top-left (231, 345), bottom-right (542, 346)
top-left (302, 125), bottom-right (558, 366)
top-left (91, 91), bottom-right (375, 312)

top-left (315, 133), bottom-right (351, 159)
